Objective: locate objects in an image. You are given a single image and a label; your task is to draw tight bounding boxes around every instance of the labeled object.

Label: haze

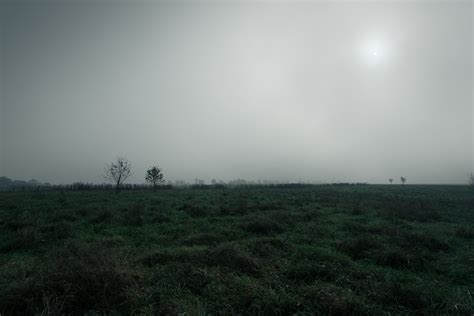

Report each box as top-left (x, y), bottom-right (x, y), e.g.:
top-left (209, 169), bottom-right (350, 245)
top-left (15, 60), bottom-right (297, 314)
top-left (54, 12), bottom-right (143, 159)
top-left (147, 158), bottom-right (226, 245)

top-left (0, 0), bottom-right (472, 184)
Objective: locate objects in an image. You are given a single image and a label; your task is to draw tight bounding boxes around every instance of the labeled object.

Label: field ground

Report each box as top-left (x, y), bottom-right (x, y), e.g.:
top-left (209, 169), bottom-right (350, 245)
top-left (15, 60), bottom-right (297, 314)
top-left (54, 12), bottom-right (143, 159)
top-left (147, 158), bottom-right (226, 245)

top-left (0, 185), bottom-right (473, 314)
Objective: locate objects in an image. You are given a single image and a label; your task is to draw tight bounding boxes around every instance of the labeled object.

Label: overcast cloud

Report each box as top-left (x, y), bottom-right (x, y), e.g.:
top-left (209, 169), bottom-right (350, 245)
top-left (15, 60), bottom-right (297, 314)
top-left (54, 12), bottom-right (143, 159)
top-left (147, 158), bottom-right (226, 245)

top-left (0, 0), bottom-right (472, 184)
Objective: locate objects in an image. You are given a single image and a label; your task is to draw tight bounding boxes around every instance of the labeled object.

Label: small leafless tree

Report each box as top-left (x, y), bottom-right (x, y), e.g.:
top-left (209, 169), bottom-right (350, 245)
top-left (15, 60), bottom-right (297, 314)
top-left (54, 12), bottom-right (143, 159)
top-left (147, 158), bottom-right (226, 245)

top-left (469, 173), bottom-right (474, 186)
top-left (389, 178), bottom-right (393, 184)
top-left (145, 166), bottom-right (164, 191)
top-left (104, 157), bottom-right (131, 193)
top-left (400, 176), bottom-right (406, 185)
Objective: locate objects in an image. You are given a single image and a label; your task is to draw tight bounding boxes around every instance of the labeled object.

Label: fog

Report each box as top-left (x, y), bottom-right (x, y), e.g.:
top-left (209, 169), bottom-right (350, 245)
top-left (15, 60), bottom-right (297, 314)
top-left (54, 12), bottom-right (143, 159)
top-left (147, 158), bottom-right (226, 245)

top-left (0, 0), bottom-right (472, 184)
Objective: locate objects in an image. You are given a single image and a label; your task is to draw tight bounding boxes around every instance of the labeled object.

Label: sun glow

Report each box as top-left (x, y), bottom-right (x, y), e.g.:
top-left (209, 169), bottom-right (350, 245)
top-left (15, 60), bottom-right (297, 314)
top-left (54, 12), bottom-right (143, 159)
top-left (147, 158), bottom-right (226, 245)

top-left (360, 36), bottom-right (391, 67)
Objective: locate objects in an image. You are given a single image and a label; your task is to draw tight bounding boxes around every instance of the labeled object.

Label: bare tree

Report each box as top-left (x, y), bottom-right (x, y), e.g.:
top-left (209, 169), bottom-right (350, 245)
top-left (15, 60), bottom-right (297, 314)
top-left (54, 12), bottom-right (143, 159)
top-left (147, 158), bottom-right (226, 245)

top-left (104, 157), bottom-right (131, 193)
top-left (389, 178), bottom-right (393, 184)
top-left (400, 176), bottom-right (406, 185)
top-left (145, 166), bottom-right (164, 191)
top-left (469, 173), bottom-right (474, 186)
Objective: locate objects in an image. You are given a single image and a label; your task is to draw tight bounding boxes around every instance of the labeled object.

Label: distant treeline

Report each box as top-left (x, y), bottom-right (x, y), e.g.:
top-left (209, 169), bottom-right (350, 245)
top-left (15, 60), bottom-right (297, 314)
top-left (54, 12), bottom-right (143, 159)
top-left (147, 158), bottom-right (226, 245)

top-left (0, 176), bottom-right (370, 192)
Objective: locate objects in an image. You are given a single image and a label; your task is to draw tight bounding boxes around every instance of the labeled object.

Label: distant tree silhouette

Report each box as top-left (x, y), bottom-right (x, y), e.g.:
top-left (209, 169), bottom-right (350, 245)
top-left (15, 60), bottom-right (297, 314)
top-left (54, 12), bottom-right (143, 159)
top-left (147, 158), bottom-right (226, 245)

top-left (389, 178), bottom-right (393, 184)
top-left (104, 157), bottom-right (131, 193)
top-left (28, 179), bottom-right (40, 186)
top-left (0, 176), bottom-right (12, 187)
top-left (469, 173), bottom-right (474, 186)
top-left (145, 166), bottom-right (164, 191)
top-left (400, 176), bottom-right (406, 185)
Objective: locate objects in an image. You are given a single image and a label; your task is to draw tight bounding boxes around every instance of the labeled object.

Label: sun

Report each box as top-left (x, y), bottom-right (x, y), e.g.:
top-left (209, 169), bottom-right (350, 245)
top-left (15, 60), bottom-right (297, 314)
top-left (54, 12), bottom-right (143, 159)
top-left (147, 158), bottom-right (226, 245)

top-left (367, 43), bottom-right (384, 61)
top-left (359, 37), bottom-right (391, 67)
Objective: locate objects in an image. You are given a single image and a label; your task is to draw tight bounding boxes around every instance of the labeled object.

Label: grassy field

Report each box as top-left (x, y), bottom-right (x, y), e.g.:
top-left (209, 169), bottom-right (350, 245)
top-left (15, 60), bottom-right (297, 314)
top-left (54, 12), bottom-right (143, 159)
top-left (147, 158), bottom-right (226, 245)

top-left (0, 185), bottom-right (473, 315)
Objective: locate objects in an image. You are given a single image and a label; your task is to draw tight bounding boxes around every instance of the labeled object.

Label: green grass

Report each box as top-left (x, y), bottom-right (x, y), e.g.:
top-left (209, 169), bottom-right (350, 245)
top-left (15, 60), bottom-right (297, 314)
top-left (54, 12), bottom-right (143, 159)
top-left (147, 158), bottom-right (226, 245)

top-left (0, 185), bottom-right (473, 314)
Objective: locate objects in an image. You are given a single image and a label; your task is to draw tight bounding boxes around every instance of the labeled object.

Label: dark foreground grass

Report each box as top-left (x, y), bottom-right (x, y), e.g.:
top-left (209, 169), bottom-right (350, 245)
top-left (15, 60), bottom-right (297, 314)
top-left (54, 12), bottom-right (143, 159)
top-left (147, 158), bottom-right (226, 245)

top-left (0, 185), bottom-right (473, 314)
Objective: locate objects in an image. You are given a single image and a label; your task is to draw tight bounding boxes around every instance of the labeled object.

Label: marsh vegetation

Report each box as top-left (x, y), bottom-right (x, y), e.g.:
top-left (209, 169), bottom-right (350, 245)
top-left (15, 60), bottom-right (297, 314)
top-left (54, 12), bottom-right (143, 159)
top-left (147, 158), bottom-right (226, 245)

top-left (0, 185), bottom-right (473, 314)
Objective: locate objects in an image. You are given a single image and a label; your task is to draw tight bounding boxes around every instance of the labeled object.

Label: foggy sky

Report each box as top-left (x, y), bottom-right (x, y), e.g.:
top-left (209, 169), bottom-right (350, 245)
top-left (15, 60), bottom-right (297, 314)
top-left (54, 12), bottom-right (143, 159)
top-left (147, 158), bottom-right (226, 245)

top-left (0, 0), bottom-right (473, 184)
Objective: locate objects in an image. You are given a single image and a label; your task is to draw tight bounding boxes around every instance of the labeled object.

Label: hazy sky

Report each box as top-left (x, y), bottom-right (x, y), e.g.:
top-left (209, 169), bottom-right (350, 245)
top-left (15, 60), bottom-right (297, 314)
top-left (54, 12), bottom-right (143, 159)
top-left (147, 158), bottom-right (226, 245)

top-left (0, 0), bottom-right (473, 184)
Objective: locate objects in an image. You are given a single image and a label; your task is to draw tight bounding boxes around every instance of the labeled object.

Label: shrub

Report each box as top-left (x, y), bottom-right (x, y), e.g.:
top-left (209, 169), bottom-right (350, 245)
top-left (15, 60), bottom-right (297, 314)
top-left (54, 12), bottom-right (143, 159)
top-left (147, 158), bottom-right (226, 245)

top-left (0, 226), bottom-right (40, 252)
top-left (378, 277), bottom-right (436, 311)
top-left (248, 238), bottom-right (288, 257)
top-left (90, 207), bottom-right (113, 224)
top-left (240, 217), bottom-right (284, 235)
top-left (397, 232), bottom-right (451, 252)
top-left (343, 221), bottom-right (369, 234)
top-left (455, 226), bottom-right (474, 239)
top-left (3, 210), bottom-right (37, 230)
top-left (138, 245), bottom-right (259, 275)
top-left (182, 233), bottom-right (223, 246)
top-left (206, 245), bottom-right (260, 275)
top-left (181, 203), bottom-right (209, 217)
top-left (219, 199), bottom-right (249, 216)
top-left (151, 212), bottom-right (171, 223)
top-left (373, 249), bottom-right (428, 271)
top-left (0, 242), bottom-right (143, 314)
top-left (0, 221), bottom-right (72, 253)
top-left (351, 197), bottom-right (363, 215)
top-left (382, 198), bottom-right (442, 222)
top-left (286, 259), bottom-right (351, 283)
top-left (335, 236), bottom-right (382, 260)
top-left (40, 221), bottom-right (72, 240)
top-left (122, 204), bottom-right (144, 226)
top-left (300, 284), bottom-right (368, 314)
top-left (159, 262), bottom-right (212, 295)
top-left (137, 250), bottom-right (177, 267)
